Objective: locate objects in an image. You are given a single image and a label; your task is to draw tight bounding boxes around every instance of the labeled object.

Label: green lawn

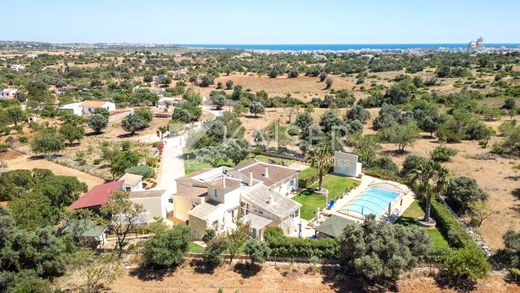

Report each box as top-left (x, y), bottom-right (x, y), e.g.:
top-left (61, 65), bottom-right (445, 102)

top-left (183, 150), bottom-right (211, 174)
top-left (188, 242), bottom-right (204, 253)
top-left (183, 151), bottom-right (299, 175)
top-left (395, 200), bottom-right (450, 250)
top-left (293, 174), bottom-right (360, 220)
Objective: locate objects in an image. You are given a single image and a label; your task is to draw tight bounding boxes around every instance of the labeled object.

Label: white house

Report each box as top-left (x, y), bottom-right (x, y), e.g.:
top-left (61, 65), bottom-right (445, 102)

top-left (59, 100), bottom-right (116, 116)
top-left (120, 173), bottom-right (144, 192)
top-left (10, 64), bottom-right (24, 72)
top-left (174, 160), bottom-right (302, 240)
top-left (129, 189), bottom-right (172, 222)
top-left (1, 89), bottom-right (17, 101)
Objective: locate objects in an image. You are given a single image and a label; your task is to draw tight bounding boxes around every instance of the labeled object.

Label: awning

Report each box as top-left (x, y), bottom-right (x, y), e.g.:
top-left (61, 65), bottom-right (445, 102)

top-left (241, 213), bottom-right (273, 230)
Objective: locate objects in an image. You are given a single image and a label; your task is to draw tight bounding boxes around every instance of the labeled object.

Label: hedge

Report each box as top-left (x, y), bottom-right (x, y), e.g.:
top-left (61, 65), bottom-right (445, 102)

top-left (298, 167), bottom-right (320, 188)
top-left (362, 167), bottom-right (405, 184)
top-left (430, 199), bottom-right (475, 248)
top-left (125, 165), bottom-right (155, 178)
top-left (264, 227), bottom-right (339, 259)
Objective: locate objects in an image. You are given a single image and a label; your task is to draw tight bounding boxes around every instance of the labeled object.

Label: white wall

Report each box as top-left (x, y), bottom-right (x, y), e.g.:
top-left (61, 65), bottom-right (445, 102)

top-left (131, 197), bottom-right (164, 221)
top-left (334, 151), bottom-right (362, 177)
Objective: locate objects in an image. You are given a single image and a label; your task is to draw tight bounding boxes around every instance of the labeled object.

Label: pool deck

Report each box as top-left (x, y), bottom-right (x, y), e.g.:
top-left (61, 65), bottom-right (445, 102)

top-left (327, 174), bottom-right (415, 224)
top-left (297, 174), bottom-right (415, 238)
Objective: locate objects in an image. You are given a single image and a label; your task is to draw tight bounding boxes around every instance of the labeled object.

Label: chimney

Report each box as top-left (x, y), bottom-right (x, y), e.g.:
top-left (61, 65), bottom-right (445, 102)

top-left (222, 176), bottom-right (226, 188)
top-left (267, 193), bottom-right (274, 204)
top-left (265, 165), bottom-right (269, 178)
top-left (249, 171), bottom-right (253, 186)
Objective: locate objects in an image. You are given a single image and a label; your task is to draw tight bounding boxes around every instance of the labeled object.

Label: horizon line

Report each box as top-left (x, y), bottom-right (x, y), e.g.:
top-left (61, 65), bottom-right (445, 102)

top-left (1, 40), bottom-right (520, 46)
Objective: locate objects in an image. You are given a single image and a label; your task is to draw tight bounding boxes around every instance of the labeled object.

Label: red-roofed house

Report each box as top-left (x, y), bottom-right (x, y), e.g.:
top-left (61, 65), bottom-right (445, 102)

top-left (69, 180), bottom-right (124, 210)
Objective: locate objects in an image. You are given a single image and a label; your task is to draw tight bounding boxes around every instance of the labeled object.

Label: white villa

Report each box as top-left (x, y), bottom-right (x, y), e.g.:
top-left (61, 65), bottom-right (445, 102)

top-left (173, 159), bottom-right (302, 239)
top-left (10, 64), bottom-right (24, 72)
top-left (59, 100), bottom-right (116, 116)
top-left (1, 88), bottom-right (18, 101)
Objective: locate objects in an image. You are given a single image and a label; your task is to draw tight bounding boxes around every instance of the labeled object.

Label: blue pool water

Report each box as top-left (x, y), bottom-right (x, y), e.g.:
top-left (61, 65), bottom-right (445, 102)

top-left (344, 187), bottom-right (399, 217)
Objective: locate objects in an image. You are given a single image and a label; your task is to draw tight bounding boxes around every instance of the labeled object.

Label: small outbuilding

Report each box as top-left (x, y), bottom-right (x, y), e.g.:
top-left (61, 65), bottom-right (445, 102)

top-left (314, 215), bottom-right (355, 238)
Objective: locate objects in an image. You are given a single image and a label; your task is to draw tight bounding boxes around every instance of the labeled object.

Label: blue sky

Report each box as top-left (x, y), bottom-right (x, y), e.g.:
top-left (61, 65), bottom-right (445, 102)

top-left (1, 0), bottom-right (519, 44)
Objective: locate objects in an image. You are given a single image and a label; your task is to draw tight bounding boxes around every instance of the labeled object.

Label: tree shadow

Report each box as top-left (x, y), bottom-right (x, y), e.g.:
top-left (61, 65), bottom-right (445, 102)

top-left (117, 133), bottom-right (134, 139)
top-left (233, 263), bottom-right (261, 278)
top-left (86, 131), bottom-right (103, 137)
top-left (434, 269), bottom-right (477, 292)
top-left (244, 115), bottom-right (261, 119)
top-left (505, 175), bottom-right (520, 182)
top-left (421, 134), bottom-right (435, 139)
top-left (380, 149), bottom-right (409, 157)
top-left (320, 266), bottom-right (392, 293)
top-left (129, 265), bottom-right (178, 281)
top-left (28, 155), bottom-right (46, 160)
top-left (190, 258), bottom-right (217, 274)
top-left (512, 188), bottom-right (520, 199)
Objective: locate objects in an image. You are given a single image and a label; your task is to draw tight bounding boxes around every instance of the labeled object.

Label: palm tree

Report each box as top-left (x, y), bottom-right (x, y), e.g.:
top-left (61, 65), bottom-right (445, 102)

top-left (407, 160), bottom-right (449, 223)
top-left (306, 144), bottom-right (334, 192)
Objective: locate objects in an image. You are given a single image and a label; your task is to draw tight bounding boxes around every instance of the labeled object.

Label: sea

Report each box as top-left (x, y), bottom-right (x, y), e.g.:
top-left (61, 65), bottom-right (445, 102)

top-left (179, 43), bottom-right (520, 51)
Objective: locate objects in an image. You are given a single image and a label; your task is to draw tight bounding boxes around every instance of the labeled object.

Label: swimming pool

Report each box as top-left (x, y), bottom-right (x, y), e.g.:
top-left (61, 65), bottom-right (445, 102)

top-left (342, 187), bottom-right (400, 218)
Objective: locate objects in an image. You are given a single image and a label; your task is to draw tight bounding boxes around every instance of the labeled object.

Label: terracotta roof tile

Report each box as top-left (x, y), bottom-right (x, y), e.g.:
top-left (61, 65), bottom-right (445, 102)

top-left (80, 100), bottom-right (108, 108)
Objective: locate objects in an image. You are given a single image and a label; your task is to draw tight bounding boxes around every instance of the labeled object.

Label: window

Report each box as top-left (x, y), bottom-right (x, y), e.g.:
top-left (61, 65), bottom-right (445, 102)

top-left (213, 189), bottom-right (217, 197)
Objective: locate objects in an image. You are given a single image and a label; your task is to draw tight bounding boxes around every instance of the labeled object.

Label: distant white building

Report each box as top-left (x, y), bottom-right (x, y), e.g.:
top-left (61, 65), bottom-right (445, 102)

top-left (467, 37), bottom-right (485, 53)
top-left (10, 64), bottom-right (24, 72)
top-left (1, 88), bottom-right (17, 101)
top-left (59, 100), bottom-right (116, 116)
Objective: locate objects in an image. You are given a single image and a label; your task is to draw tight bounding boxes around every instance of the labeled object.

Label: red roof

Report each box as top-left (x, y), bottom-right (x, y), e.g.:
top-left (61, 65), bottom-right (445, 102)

top-left (69, 181), bottom-right (124, 209)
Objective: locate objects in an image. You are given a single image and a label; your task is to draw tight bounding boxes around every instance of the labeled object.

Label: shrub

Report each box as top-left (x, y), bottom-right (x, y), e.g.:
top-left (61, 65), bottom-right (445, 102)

top-left (202, 237), bottom-right (228, 268)
top-left (444, 245), bottom-right (490, 281)
top-left (340, 216), bottom-right (431, 283)
top-left (363, 168), bottom-right (404, 183)
top-left (0, 143), bottom-right (8, 152)
top-left (401, 154), bottom-right (429, 176)
top-left (297, 167), bottom-right (320, 188)
top-left (141, 224), bottom-right (191, 268)
top-left (431, 145), bottom-right (457, 162)
top-left (202, 229), bottom-right (216, 243)
top-left (264, 227), bottom-right (339, 259)
top-left (445, 177), bottom-right (488, 215)
top-left (374, 156), bottom-right (399, 173)
top-left (18, 136), bottom-right (28, 144)
top-left (244, 239), bottom-right (271, 265)
top-left (125, 165), bottom-right (155, 178)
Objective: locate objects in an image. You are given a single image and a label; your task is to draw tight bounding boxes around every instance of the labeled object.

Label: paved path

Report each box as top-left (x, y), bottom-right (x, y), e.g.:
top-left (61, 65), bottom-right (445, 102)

top-left (155, 135), bottom-right (186, 195)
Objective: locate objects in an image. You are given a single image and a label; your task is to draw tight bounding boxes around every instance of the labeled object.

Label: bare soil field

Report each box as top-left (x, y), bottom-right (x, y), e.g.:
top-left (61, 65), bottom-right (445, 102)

top-left (372, 115), bottom-right (520, 249)
top-left (5, 154), bottom-right (104, 189)
top-left (206, 74), bottom-right (356, 100)
top-left (110, 262), bottom-right (519, 293)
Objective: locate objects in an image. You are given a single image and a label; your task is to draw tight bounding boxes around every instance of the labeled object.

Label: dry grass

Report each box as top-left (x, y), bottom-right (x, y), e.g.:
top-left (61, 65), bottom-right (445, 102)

top-left (370, 115), bottom-right (520, 249)
top-left (110, 262), bottom-right (519, 293)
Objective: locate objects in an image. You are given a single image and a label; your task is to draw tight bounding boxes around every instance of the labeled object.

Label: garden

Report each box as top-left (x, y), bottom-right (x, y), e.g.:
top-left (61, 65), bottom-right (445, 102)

top-left (293, 173), bottom-right (359, 220)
